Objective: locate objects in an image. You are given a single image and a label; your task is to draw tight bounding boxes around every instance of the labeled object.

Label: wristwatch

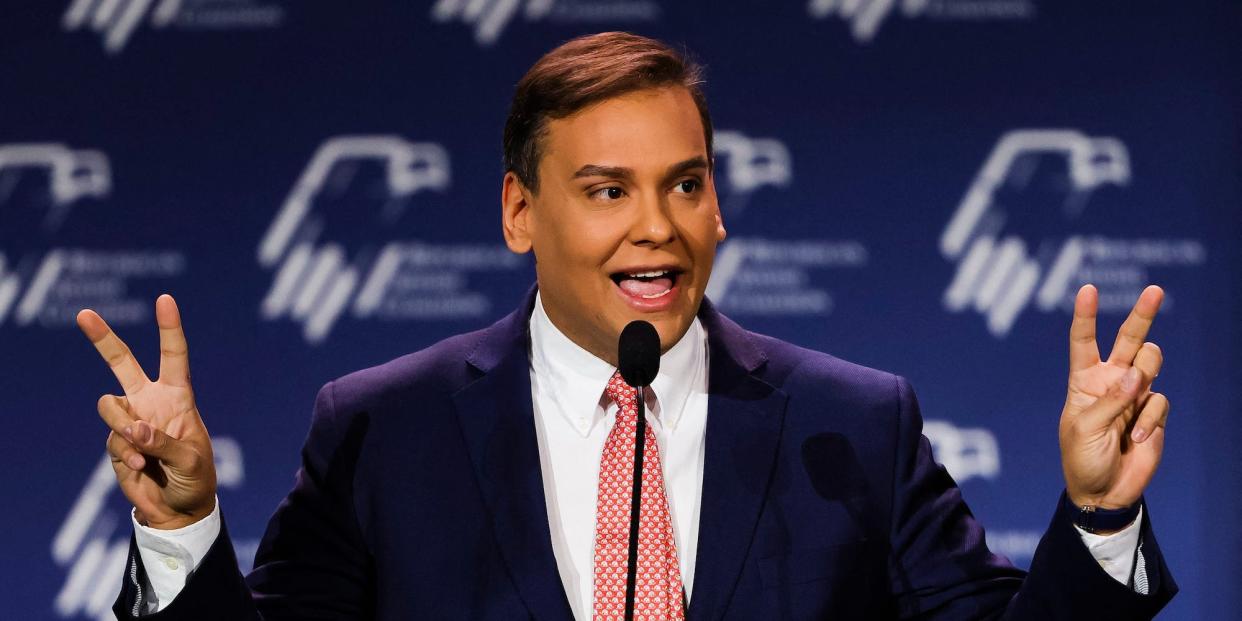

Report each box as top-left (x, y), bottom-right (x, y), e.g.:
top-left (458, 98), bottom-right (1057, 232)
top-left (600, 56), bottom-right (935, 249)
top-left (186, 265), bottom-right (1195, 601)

top-left (1065, 493), bottom-right (1142, 534)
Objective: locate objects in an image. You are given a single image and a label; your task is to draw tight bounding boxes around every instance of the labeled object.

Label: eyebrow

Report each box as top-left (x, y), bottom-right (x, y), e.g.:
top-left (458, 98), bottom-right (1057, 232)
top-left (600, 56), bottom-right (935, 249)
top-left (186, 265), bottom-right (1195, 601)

top-left (571, 156), bottom-right (709, 181)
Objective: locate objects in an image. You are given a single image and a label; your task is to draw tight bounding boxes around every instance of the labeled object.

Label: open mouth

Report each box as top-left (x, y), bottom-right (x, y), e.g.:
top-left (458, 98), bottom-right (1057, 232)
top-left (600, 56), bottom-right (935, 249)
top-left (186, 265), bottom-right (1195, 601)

top-left (609, 268), bottom-right (682, 300)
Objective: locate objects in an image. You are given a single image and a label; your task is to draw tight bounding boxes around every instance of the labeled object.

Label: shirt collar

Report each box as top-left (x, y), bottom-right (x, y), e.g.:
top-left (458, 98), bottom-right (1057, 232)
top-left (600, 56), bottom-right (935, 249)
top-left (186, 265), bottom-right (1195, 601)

top-left (529, 292), bottom-right (707, 437)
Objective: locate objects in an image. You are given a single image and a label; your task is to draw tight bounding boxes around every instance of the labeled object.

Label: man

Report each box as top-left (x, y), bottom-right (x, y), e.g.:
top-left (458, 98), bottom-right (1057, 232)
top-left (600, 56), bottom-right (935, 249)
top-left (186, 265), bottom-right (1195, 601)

top-left (78, 32), bottom-right (1176, 619)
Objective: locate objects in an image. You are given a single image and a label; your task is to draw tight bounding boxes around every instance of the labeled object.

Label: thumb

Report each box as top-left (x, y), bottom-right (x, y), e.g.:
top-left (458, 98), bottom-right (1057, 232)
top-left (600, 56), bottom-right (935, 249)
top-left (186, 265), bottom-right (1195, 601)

top-left (1078, 366), bottom-right (1144, 430)
top-left (124, 420), bottom-right (198, 471)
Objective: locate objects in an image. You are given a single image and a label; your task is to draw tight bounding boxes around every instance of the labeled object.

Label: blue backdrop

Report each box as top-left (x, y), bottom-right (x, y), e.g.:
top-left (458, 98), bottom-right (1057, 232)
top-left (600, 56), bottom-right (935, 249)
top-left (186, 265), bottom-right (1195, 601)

top-left (2, 1), bottom-right (1239, 619)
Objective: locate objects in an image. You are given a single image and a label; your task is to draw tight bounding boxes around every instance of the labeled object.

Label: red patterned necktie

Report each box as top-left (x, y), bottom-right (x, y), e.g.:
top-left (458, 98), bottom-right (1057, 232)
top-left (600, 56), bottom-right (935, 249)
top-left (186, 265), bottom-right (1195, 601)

top-left (592, 371), bottom-right (685, 621)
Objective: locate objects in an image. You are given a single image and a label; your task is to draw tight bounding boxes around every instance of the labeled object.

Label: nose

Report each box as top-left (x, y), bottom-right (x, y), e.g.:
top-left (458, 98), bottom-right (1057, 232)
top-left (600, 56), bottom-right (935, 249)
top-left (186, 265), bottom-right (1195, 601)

top-left (628, 190), bottom-right (676, 247)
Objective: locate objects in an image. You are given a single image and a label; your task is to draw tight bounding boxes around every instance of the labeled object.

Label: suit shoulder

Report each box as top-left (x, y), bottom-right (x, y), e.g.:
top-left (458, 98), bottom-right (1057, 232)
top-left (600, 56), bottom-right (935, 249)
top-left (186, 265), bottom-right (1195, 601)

top-left (747, 330), bottom-right (903, 407)
top-left (744, 331), bottom-right (914, 455)
top-left (322, 326), bottom-right (488, 412)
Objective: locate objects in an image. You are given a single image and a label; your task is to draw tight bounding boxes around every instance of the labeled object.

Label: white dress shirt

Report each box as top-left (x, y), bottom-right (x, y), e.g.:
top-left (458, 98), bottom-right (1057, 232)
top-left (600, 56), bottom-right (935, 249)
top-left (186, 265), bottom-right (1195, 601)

top-left (527, 293), bottom-right (709, 621)
top-left (133, 292), bottom-right (1146, 615)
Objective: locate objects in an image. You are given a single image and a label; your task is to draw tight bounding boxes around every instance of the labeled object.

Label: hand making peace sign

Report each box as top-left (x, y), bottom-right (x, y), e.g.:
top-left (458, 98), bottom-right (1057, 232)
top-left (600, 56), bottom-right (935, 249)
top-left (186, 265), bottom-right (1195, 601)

top-left (77, 294), bottom-right (218, 530)
top-left (1059, 284), bottom-right (1170, 513)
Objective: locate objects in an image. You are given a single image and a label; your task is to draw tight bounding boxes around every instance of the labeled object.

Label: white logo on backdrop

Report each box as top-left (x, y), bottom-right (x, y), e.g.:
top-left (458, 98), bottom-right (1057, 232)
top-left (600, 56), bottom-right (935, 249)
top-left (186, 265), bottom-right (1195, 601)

top-left (807, 0), bottom-right (1035, 43)
top-left (0, 143), bottom-right (110, 231)
top-left (706, 238), bottom-right (868, 315)
top-left (51, 438), bottom-right (247, 621)
top-left (706, 130), bottom-right (869, 317)
top-left (940, 129), bottom-right (1206, 337)
top-left (923, 419), bottom-right (1000, 483)
top-left (713, 130), bottom-right (792, 219)
top-left (0, 143), bottom-right (186, 329)
top-left (258, 135), bottom-right (525, 344)
top-left (430, 0), bottom-right (660, 46)
top-left (62, 0), bottom-right (284, 54)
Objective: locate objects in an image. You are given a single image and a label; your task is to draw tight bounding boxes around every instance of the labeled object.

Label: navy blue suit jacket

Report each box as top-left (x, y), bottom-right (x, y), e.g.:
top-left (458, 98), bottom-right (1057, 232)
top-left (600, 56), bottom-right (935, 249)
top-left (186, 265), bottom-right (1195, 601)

top-left (115, 288), bottom-right (1176, 619)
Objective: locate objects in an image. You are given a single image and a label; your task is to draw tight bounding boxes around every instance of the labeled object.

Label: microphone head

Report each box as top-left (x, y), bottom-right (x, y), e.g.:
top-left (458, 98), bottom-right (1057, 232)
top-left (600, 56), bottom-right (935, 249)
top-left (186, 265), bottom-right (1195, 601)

top-left (617, 320), bottom-right (660, 387)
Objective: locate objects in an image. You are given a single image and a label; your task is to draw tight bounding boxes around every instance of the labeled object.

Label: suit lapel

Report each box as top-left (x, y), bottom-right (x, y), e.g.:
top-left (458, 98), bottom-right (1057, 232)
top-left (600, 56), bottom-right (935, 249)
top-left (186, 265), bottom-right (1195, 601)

top-left (451, 291), bottom-right (785, 621)
top-left (452, 290), bottom-right (575, 621)
top-left (688, 301), bottom-right (789, 621)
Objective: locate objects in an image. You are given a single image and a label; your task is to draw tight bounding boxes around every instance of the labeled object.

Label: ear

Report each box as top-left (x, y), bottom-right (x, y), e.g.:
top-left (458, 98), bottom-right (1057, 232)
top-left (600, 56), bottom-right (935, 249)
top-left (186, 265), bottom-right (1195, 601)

top-left (709, 175), bottom-right (726, 242)
top-left (502, 171), bottom-right (534, 254)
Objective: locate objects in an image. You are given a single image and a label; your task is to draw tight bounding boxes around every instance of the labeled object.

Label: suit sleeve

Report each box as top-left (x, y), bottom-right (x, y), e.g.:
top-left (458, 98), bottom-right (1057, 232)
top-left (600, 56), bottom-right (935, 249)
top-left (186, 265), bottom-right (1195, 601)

top-left (112, 380), bottom-right (376, 620)
top-left (885, 375), bottom-right (1177, 620)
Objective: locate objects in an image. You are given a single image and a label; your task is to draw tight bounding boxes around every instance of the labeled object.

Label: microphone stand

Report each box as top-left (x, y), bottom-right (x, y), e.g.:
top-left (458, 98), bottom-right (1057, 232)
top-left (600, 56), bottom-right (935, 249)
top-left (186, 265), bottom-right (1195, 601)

top-left (624, 386), bottom-right (646, 621)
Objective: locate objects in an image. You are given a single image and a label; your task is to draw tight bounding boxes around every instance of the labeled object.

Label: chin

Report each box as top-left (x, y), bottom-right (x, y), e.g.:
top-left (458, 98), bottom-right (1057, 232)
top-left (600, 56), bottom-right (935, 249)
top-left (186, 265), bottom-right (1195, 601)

top-left (649, 314), bottom-right (693, 352)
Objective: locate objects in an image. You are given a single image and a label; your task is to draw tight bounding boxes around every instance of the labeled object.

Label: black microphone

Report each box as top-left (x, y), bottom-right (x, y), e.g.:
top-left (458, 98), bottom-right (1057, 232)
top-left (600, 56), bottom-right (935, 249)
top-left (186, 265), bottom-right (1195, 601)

top-left (618, 320), bottom-right (660, 387)
top-left (617, 320), bottom-right (659, 621)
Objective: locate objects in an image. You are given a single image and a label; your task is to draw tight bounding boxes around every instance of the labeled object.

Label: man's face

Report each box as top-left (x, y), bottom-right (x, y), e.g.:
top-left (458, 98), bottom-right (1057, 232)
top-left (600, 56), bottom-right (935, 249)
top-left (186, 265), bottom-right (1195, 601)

top-left (502, 86), bottom-right (726, 365)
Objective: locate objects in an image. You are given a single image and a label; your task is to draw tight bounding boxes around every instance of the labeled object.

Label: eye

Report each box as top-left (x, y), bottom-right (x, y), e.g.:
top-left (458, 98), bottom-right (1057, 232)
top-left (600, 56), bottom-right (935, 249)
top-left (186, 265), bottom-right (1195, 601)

top-left (590, 186), bottom-right (626, 201)
top-left (673, 179), bottom-right (701, 194)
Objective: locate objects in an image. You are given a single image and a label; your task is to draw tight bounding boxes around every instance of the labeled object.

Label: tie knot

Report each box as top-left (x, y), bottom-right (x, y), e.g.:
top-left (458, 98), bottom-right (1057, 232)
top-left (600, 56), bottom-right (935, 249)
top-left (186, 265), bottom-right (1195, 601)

top-left (604, 370), bottom-right (638, 409)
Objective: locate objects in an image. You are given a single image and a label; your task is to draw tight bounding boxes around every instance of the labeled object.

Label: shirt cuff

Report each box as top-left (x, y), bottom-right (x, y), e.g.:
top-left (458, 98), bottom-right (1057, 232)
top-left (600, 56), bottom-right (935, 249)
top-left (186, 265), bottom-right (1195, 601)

top-left (1073, 504), bottom-right (1143, 587)
top-left (131, 497), bottom-right (222, 613)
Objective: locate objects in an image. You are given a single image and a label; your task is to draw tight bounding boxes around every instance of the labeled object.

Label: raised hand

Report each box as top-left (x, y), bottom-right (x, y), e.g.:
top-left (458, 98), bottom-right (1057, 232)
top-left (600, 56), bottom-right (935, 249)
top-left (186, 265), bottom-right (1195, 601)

top-left (1059, 284), bottom-right (1169, 511)
top-left (77, 294), bottom-right (217, 530)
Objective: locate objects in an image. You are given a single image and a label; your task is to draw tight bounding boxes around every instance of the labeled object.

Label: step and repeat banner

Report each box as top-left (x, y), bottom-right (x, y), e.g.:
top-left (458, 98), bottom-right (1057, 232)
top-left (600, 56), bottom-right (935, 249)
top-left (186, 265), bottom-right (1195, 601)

top-left (2, 1), bottom-right (1239, 619)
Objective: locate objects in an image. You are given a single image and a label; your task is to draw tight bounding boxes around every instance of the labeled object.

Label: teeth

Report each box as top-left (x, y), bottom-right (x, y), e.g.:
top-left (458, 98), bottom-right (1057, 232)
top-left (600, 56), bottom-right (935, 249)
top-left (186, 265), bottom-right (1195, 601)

top-left (640, 287), bottom-right (673, 299)
top-left (626, 270), bottom-right (669, 278)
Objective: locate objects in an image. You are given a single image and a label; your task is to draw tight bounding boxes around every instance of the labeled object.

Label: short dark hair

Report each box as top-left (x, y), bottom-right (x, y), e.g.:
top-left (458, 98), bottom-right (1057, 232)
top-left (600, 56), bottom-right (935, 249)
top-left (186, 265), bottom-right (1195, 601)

top-left (503, 31), bottom-right (712, 193)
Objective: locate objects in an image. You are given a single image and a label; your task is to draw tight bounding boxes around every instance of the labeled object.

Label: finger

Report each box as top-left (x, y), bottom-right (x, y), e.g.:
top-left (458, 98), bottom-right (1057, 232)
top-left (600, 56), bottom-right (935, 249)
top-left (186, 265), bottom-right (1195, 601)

top-left (97, 394), bottom-right (137, 437)
top-left (1078, 365), bottom-right (1145, 430)
top-left (1140, 426), bottom-right (1165, 457)
top-left (156, 294), bottom-right (191, 387)
top-left (99, 395), bottom-right (197, 470)
top-left (77, 309), bottom-right (150, 396)
top-left (127, 419), bottom-right (197, 470)
top-left (1130, 392), bottom-right (1169, 443)
top-left (107, 430), bottom-right (146, 471)
top-left (1131, 342), bottom-right (1163, 388)
top-left (1107, 285), bottom-right (1164, 365)
top-left (97, 395), bottom-right (156, 471)
top-left (1069, 284), bottom-right (1101, 372)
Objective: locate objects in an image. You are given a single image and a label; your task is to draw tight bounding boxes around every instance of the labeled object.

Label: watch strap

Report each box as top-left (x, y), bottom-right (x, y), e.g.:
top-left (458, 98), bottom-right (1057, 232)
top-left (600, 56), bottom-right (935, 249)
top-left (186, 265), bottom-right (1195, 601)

top-left (1065, 492), bottom-right (1142, 534)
